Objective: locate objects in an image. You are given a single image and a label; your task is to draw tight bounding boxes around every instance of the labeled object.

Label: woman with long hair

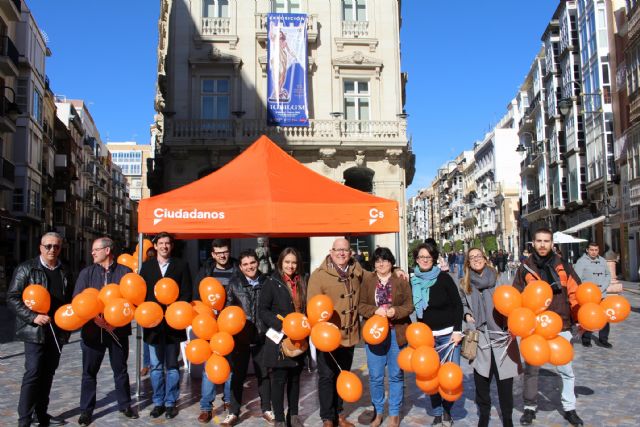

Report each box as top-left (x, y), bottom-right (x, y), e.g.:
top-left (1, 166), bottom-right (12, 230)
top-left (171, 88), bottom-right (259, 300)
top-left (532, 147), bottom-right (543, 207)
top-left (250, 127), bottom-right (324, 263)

top-left (358, 247), bottom-right (414, 427)
top-left (259, 247), bottom-right (307, 427)
top-left (412, 242), bottom-right (463, 427)
top-left (460, 247), bottom-right (521, 427)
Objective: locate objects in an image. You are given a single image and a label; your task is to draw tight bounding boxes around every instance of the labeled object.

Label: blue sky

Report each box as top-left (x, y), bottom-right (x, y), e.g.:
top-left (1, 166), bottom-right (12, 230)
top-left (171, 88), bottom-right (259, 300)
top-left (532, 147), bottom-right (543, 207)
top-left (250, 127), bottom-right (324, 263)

top-left (30, 1), bottom-right (558, 194)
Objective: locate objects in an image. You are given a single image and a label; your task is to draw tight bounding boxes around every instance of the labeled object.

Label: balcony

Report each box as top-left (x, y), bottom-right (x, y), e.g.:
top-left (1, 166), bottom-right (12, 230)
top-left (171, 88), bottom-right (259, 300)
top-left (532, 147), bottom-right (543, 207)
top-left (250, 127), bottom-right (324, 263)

top-left (202, 17), bottom-right (231, 35)
top-left (0, 0), bottom-right (20, 22)
top-left (164, 118), bottom-right (408, 146)
top-left (342, 20), bottom-right (369, 38)
top-left (0, 36), bottom-right (19, 76)
top-left (256, 14), bottom-right (318, 44)
top-left (0, 155), bottom-right (15, 189)
top-left (0, 93), bottom-right (18, 132)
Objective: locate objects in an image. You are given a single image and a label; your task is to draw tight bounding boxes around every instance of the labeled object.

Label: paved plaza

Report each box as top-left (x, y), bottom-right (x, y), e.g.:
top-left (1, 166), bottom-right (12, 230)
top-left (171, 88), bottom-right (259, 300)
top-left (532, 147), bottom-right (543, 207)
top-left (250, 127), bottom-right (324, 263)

top-left (1, 276), bottom-right (639, 426)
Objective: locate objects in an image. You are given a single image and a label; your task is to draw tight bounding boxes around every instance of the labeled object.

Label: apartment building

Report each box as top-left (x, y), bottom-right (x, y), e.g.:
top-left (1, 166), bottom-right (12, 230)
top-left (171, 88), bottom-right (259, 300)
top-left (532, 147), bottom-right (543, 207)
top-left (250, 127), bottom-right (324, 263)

top-left (107, 141), bottom-right (154, 201)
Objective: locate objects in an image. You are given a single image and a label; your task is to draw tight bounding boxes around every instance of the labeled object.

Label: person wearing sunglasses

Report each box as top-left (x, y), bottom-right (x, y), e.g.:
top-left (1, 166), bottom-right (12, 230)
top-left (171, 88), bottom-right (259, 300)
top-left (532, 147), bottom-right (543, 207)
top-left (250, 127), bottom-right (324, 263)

top-left (411, 241), bottom-right (463, 427)
top-left (7, 232), bottom-right (73, 427)
top-left (459, 248), bottom-right (521, 427)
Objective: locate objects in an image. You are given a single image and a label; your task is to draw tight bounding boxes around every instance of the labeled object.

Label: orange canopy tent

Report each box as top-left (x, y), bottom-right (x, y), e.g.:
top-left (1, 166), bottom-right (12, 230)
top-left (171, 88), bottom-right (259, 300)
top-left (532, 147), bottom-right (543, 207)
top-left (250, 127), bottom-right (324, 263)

top-left (137, 135), bottom-right (399, 238)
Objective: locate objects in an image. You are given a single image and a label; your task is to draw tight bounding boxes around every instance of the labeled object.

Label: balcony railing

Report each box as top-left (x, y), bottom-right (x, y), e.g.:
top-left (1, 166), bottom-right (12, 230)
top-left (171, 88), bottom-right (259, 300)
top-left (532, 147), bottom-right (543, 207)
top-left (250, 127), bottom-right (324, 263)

top-left (164, 118), bottom-right (408, 144)
top-left (1, 156), bottom-right (15, 182)
top-left (256, 14), bottom-right (318, 42)
top-left (342, 20), bottom-right (369, 38)
top-left (202, 17), bottom-right (231, 35)
top-left (0, 35), bottom-right (19, 68)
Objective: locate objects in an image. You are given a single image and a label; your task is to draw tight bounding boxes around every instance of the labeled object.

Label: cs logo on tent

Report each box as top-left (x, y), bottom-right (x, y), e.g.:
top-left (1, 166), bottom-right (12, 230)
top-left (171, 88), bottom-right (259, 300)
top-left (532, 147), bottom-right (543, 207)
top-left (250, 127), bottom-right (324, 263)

top-left (369, 208), bottom-right (384, 225)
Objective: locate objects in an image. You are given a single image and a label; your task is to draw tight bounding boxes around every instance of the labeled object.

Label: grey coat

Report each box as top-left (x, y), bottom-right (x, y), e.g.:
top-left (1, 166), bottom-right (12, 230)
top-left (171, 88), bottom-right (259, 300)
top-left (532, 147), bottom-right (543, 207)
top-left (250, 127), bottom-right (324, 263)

top-left (573, 254), bottom-right (610, 298)
top-left (459, 285), bottom-right (522, 380)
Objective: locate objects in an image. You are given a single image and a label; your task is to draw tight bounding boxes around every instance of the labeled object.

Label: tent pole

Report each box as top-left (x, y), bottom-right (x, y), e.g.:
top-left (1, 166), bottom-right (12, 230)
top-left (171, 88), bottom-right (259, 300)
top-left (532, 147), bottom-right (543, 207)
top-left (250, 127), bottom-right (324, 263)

top-left (136, 232), bottom-right (144, 399)
top-left (395, 232), bottom-right (402, 270)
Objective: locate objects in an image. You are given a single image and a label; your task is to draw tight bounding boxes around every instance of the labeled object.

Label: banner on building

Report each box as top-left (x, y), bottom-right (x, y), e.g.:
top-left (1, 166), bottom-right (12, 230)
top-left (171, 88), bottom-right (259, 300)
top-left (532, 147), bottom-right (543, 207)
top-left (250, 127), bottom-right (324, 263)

top-left (267, 13), bottom-right (309, 127)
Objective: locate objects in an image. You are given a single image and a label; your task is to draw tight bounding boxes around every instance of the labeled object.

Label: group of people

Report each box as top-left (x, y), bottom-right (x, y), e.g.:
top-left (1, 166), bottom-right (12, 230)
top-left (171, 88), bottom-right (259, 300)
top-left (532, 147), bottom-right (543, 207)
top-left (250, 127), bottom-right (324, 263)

top-left (7, 228), bottom-right (614, 427)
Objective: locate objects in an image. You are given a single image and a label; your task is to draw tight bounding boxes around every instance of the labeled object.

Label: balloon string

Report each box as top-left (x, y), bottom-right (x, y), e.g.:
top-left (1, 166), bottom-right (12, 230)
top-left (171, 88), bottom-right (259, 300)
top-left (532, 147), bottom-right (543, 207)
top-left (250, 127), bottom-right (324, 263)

top-left (499, 335), bottom-right (514, 365)
top-left (48, 323), bottom-right (61, 354)
top-left (327, 350), bottom-right (343, 372)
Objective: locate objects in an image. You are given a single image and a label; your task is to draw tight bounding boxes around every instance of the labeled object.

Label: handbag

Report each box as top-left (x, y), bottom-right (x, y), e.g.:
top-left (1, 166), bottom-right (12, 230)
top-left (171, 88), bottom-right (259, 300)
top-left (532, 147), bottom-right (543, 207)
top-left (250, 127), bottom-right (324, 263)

top-left (460, 329), bottom-right (479, 360)
top-left (280, 337), bottom-right (309, 358)
top-left (606, 281), bottom-right (623, 294)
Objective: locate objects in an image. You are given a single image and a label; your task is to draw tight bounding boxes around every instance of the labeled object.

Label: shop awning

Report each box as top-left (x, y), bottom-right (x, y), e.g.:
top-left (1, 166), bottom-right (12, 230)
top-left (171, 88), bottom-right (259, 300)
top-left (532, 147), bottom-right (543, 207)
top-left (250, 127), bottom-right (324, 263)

top-left (561, 215), bottom-right (606, 234)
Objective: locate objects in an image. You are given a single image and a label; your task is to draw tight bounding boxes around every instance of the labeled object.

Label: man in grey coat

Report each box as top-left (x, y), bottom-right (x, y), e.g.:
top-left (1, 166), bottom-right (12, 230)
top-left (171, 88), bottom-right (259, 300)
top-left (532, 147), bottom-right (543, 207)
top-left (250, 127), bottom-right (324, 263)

top-left (573, 242), bottom-right (612, 348)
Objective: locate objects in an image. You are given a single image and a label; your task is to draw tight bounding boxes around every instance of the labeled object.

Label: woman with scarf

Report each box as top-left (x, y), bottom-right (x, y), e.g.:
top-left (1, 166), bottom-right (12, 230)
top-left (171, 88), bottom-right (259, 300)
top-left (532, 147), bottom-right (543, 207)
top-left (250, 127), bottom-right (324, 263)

top-left (259, 248), bottom-right (307, 427)
top-left (412, 242), bottom-right (463, 427)
top-left (460, 248), bottom-right (521, 427)
top-left (358, 247), bottom-right (414, 427)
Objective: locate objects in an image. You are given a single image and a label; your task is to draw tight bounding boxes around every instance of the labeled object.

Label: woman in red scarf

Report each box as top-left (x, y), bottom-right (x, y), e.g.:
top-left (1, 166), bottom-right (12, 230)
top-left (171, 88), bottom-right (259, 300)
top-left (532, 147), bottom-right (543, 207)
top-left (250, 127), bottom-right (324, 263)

top-left (259, 247), bottom-right (308, 427)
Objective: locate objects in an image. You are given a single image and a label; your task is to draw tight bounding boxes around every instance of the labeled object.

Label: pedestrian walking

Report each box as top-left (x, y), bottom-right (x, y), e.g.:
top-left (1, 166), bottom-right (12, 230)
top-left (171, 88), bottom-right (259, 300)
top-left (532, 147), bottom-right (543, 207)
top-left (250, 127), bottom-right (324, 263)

top-left (74, 237), bottom-right (138, 426)
top-left (513, 228), bottom-right (584, 427)
top-left (411, 241), bottom-right (463, 426)
top-left (358, 247), bottom-right (414, 427)
top-left (460, 247), bottom-right (521, 427)
top-left (7, 232), bottom-right (73, 427)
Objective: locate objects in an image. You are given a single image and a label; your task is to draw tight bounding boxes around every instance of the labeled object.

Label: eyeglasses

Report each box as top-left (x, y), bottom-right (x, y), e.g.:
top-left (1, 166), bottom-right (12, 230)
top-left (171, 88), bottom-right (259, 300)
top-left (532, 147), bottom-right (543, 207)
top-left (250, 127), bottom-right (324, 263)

top-left (213, 250), bottom-right (230, 256)
top-left (469, 255), bottom-right (485, 261)
top-left (91, 247), bottom-right (107, 253)
top-left (41, 244), bottom-right (61, 251)
top-left (331, 248), bottom-right (350, 253)
top-left (416, 256), bottom-right (433, 261)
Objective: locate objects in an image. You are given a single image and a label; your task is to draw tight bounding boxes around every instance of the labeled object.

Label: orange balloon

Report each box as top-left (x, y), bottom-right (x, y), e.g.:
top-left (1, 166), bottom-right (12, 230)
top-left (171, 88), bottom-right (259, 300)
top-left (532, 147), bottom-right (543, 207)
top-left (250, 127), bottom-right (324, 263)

top-left (416, 373), bottom-right (439, 394)
top-left (205, 354), bottom-right (231, 384)
top-left (507, 307), bottom-right (536, 337)
top-left (134, 301), bottom-right (164, 328)
top-left (282, 312), bottom-right (312, 341)
top-left (185, 338), bottom-right (213, 364)
top-left (438, 361), bottom-right (463, 393)
top-left (310, 322), bottom-right (342, 352)
top-left (397, 346), bottom-right (414, 372)
top-left (98, 284), bottom-right (122, 306)
top-left (199, 277), bottom-right (226, 311)
top-left (104, 298), bottom-right (135, 327)
top-left (192, 314), bottom-right (219, 340)
top-left (82, 287), bottom-right (100, 297)
top-left (600, 295), bottom-right (631, 323)
top-left (165, 301), bottom-right (194, 330)
top-left (439, 385), bottom-right (463, 402)
top-left (520, 334), bottom-right (550, 366)
top-left (548, 335), bottom-right (574, 366)
top-left (534, 310), bottom-right (563, 339)
top-left (209, 331), bottom-right (235, 356)
top-left (54, 304), bottom-right (86, 331)
top-left (217, 306), bottom-right (247, 335)
top-left (307, 294), bottom-right (334, 325)
top-left (411, 345), bottom-right (440, 378)
top-left (72, 291), bottom-right (103, 319)
top-left (362, 315), bottom-right (389, 345)
top-left (336, 370), bottom-right (363, 403)
top-left (192, 300), bottom-right (215, 317)
top-left (577, 302), bottom-right (608, 331)
top-left (142, 238), bottom-right (154, 255)
top-left (117, 253), bottom-right (134, 270)
top-left (406, 322), bottom-right (435, 348)
top-left (119, 273), bottom-right (147, 306)
top-left (493, 285), bottom-right (522, 316)
top-left (154, 278), bottom-right (179, 305)
top-left (576, 282), bottom-right (602, 305)
top-left (22, 284), bottom-right (51, 314)
top-left (521, 280), bottom-right (553, 314)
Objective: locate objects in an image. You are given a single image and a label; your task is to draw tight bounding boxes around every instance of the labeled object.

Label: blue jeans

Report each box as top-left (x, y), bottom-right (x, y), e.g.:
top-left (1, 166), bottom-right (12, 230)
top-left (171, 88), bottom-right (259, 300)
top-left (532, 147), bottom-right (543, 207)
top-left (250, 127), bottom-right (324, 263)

top-left (149, 341), bottom-right (181, 407)
top-left (430, 333), bottom-right (461, 417)
top-left (365, 328), bottom-right (404, 416)
top-left (200, 370), bottom-right (232, 410)
top-left (143, 343), bottom-right (150, 368)
top-left (457, 264), bottom-right (464, 279)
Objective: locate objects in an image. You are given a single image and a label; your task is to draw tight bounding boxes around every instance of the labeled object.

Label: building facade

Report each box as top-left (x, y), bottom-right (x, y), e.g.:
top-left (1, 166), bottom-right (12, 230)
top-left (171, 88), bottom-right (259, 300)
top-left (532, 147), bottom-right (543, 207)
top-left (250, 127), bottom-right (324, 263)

top-left (107, 141), bottom-right (154, 201)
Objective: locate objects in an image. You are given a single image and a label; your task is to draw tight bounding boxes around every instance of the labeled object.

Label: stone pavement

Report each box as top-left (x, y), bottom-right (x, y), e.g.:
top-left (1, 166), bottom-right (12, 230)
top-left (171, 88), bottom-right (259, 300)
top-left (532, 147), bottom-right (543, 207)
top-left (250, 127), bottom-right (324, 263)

top-left (1, 276), bottom-right (639, 426)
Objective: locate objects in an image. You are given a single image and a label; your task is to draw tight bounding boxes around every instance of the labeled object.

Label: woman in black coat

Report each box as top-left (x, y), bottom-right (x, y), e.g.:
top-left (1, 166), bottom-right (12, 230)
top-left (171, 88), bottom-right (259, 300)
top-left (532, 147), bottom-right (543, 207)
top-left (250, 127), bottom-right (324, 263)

top-left (259, 247), bottom-right (307, 427)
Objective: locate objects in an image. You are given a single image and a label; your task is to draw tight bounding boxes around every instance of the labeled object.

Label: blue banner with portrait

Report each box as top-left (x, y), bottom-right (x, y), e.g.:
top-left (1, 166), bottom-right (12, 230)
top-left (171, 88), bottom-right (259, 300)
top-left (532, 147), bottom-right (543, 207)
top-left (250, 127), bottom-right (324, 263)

top-left (267, 13), bottom-right (309, 127)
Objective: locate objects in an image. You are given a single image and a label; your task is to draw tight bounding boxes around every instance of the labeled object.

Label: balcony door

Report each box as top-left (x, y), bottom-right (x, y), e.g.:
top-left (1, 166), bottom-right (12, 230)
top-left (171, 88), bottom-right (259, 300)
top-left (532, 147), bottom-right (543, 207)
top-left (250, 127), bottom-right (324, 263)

top-left (343, 80), bottom-right (370, 134)
top-left (201, 78), bottom-right (231, 136)
top-left (342, 0), bottom-right (366, 21)
top-left (272, 0), bottom-right (301, 13)
top-left (203, 0), bottom-right (229, 17)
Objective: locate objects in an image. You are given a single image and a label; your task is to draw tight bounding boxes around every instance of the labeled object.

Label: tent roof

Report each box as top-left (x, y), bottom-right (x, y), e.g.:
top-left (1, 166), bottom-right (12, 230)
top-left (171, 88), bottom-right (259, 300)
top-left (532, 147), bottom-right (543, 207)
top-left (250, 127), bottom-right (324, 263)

top-left (138, 135), bottom-right (399, 238)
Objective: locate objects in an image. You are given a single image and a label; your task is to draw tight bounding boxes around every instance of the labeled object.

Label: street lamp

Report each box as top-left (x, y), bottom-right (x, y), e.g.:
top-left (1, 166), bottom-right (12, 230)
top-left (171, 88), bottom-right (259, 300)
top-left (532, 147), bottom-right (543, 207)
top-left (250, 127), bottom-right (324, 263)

top-left (558, 80), bottom-right (613, 256)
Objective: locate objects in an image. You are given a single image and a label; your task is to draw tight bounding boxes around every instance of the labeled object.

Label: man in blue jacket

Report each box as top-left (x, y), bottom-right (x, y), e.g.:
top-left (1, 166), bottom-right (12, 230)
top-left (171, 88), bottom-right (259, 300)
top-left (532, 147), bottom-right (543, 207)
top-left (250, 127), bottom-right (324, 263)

top-left (74, 237), bottom-right (138, 426)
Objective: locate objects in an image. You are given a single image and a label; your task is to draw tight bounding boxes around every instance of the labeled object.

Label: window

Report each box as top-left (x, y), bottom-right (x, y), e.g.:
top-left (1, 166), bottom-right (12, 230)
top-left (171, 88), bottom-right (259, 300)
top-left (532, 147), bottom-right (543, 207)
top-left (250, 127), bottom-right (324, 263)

top-left (273, 0), bottom-right (301, 13)
top-left (343, 80), bottom-right (369, 120)
top-left (32, 88), bottom-right (42, 124)
top-left (201, 78), bottom-right (230, 119)
top-left (343, 0), bottom-right (367, 21)
top-left (13, 188), bottom-right (23, 212)
top-left (203, 0), bottom-right (228, 18)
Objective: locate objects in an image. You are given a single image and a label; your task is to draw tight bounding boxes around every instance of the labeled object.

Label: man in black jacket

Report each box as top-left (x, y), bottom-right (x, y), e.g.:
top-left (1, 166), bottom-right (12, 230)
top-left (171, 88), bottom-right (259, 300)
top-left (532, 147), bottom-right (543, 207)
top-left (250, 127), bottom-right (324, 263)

top-left (73, 237), bottom-right (138, 426)
top-left (7, 232), bottom-right (72, 427)
top-left (219, 249), bottom-right (273, 427)
top-left (139, 232), bottom-right (192, 419)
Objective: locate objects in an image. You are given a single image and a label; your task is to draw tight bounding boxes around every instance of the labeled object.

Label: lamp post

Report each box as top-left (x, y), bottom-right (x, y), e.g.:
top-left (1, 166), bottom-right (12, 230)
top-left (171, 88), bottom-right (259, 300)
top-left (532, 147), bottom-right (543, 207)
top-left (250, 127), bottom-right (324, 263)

top-left (558, 81), bottom-right (613, 256)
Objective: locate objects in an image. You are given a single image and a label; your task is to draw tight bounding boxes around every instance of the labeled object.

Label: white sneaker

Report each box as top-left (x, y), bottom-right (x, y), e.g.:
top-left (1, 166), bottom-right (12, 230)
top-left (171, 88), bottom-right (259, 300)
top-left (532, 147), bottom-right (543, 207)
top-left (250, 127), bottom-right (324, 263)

top-left (262, 410), bottom-right (275, 425)
top-left (220, 413), bottom-right (239, 427)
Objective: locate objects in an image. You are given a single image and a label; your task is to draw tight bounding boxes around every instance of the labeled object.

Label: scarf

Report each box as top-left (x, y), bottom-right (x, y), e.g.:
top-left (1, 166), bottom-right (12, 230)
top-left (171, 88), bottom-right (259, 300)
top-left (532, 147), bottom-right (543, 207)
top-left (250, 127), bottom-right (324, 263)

top-left (284, 273), bottom-right (300, 312)
top-left (411, 266), bottom-right (440, 319)
top-left (375, 276), bottom-right (393, 308)
top-left (469, 267), bottom-right (502, 331)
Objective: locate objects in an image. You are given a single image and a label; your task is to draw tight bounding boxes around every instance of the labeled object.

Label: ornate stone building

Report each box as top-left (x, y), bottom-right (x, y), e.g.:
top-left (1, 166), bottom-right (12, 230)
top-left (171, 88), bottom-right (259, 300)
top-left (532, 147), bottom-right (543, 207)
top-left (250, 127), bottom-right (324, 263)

top-left (150, 0), bottom-right (414, 268)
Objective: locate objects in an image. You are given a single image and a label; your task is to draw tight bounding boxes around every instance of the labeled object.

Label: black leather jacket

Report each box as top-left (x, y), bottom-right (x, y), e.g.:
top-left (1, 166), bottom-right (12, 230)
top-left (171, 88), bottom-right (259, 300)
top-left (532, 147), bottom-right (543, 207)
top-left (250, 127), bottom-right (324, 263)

top-left (226, 273), bottom-right (267, 346)
top-left (7, 257), bottom-right (73, 344)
